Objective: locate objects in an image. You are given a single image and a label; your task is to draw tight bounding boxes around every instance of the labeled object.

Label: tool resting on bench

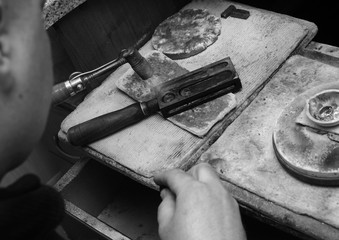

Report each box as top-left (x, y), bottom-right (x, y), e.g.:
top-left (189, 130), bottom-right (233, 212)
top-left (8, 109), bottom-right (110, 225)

top-left (52, 48), bottom-right (153, 106)
top-left (67, 57), bottom-right (242, 146)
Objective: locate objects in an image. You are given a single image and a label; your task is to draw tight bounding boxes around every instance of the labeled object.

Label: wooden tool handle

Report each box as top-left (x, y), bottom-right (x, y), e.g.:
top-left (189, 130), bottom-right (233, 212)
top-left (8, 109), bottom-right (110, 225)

top-left (52, 82), bottom-right (73, 106)
top-left (67, 101), bottom-right (158, 146)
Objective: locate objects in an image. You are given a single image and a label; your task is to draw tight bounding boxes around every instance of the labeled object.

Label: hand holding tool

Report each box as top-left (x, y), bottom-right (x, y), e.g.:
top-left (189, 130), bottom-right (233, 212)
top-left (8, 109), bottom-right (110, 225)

top-left (52, 48), bottom-right (153, 106)
top-left (67, 57), bottom-right (242, 146)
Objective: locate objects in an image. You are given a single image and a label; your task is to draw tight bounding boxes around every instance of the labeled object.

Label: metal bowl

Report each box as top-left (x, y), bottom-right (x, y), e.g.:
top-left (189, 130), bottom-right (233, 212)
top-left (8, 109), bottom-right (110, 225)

top-left (305, 89), bottom-right (339, 127)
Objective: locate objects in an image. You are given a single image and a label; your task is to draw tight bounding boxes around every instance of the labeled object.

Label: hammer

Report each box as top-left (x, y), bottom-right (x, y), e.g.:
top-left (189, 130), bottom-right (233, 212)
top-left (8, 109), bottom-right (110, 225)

top-left (51, 48), bottom-right (153, 106)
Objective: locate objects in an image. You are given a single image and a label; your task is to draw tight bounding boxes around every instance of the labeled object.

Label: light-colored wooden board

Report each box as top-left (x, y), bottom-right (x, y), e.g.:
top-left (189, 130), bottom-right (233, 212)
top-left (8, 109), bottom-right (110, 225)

top-left (307, 42), bottom-right (339, 58)
top-left (200, 55), bottom-right (339, 237)
top-left (60, 0), bottom-right (317, 179)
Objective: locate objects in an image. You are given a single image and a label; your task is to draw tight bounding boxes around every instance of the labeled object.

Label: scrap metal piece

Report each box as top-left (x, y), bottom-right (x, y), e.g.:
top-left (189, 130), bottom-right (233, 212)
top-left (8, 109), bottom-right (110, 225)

top-left (221, 5), bottom-right (250, 20)
top-left (328, 132), bottom-right (339, 143)
top-left (156, 57), bottom-right (242, 118)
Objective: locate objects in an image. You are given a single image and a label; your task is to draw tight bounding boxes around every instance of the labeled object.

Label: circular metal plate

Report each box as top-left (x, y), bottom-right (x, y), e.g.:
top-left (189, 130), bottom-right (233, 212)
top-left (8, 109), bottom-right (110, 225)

top-left (273, 83), bottom-right (339, 186)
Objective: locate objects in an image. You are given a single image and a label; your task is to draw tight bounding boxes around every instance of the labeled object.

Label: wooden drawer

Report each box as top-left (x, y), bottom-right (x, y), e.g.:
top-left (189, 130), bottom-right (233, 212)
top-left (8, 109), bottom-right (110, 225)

top-left (55, 158), bottom-right (160, 240)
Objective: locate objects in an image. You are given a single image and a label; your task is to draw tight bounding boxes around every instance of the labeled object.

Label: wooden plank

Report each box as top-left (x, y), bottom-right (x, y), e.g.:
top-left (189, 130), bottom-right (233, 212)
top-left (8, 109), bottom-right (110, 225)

top-left (55, 158), bottom-right (160, 239)
top-left (54, 159), bottom-right (131, 240)
top-left (298, 47), bottom-right (339, 68)
top-left (200, 55), bottom-right (339, 239)
top-left (60, 0), bottom-right (317, 181)
top-left (221, 178), bottom-right (338, 240)
top-left (306, 42), bottom-right (339, 58)
top-left (64, 200), bottom-right (131, 240)
top-left (54, 158), bottom-right (89, 192)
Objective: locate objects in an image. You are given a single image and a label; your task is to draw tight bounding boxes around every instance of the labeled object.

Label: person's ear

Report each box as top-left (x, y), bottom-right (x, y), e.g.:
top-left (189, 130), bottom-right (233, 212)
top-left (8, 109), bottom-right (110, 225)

top-left (0, 1), bottom-right (13, 94)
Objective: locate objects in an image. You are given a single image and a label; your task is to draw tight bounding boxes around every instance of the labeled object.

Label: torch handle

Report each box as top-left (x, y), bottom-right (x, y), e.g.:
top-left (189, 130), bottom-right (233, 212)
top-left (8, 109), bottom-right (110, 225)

top-left (67, 100), bottom-right (159, 146)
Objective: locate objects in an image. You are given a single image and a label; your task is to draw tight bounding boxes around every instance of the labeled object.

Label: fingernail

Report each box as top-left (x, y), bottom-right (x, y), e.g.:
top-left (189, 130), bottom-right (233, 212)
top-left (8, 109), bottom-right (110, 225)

top-left (160, 188), bottom-right (169, 199)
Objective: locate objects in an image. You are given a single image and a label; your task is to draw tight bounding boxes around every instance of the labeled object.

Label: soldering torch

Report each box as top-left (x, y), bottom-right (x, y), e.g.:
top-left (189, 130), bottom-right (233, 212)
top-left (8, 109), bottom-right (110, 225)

top-left (51, 48), bottom-right (153, 106)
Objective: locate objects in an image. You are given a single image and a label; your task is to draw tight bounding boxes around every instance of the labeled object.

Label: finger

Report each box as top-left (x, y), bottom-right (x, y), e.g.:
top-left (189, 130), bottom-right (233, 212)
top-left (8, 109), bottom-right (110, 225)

top-left (189, 162), bottom-right (221, 184)
top-left (157, 188), bottom-right (176, 227)
top-left (154, 168), bottom-right (193, 194)
top-left (160, 188), bottom-right (172, 200)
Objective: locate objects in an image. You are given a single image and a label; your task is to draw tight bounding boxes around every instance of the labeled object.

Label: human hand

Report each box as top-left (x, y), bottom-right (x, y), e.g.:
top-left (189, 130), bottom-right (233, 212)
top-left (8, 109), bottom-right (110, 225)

top-left (154, 162), bottom-right (247, 240)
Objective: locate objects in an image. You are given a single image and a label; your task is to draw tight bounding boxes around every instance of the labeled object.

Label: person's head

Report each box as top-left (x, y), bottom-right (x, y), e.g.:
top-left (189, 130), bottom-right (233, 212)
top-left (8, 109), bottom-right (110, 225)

top-left (0, 0), bottom-right (53, 178)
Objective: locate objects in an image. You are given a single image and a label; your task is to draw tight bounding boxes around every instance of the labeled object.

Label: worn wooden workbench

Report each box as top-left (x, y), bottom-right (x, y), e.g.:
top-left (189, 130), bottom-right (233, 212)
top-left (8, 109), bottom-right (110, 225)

top-left (56, 43), bottom-right (339, 240)
top-left (59, 0), bottom-right (316, 185)
top-left (54, 1), bottom-right (339, 239)
top-left (200, 45), bottom-right (339, 240)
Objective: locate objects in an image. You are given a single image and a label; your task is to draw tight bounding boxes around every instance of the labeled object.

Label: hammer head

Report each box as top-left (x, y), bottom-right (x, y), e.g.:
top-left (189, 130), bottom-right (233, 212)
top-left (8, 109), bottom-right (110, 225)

top-left (121, 48), bottom-right (154, 80)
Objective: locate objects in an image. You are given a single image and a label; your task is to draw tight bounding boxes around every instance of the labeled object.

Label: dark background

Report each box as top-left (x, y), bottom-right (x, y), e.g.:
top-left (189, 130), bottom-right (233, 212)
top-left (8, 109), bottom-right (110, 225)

top-left (235, 0), bottom-right (339, 46)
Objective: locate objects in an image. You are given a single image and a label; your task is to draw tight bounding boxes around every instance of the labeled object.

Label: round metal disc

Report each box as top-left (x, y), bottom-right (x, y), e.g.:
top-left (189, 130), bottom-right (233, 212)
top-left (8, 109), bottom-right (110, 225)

top-left (272, 83), bottom-right (339, 186)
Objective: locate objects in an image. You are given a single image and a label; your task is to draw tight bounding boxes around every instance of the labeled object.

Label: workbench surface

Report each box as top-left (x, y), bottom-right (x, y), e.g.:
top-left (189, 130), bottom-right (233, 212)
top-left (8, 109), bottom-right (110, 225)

top-left (59, 0), bottom-right (316, 186)
top-left (55, 1), bottom-right (339, 239)
top-left (201, 53), bottom-right (339, 240)
top-left (57, 44), bottom-right (339, 240)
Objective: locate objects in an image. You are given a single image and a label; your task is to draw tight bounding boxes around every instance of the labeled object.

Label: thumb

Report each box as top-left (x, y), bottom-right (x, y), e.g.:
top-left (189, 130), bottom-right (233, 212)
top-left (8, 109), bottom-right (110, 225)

top-left (157, 188), bottom-right (175, 229)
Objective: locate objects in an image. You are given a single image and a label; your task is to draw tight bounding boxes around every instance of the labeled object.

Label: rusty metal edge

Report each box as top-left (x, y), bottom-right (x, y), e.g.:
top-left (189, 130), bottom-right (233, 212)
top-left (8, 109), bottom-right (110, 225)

top-left (64, 200), bottom-right (131, 240)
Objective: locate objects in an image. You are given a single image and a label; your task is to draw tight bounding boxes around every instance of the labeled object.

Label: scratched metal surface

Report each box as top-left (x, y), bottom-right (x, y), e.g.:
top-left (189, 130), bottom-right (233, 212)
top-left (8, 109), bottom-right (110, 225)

top-left (201, 55), bottom-right (339, 231)
top-left (60, 0), bottom-right (317, 179)
top-left (273, 83), bottom-right (339, 183)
